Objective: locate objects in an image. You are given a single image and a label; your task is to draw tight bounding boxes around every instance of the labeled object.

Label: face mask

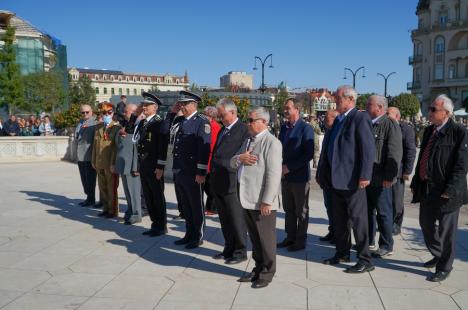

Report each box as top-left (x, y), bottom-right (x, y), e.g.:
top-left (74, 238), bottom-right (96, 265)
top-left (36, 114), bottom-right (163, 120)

top-left (103, 115), bottom-right (112, 125)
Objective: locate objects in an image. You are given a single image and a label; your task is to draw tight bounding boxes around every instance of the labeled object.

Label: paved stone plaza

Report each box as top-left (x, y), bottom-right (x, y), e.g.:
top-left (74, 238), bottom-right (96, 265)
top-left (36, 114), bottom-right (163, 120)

top-left (1, 161), bottom-right (468, 309)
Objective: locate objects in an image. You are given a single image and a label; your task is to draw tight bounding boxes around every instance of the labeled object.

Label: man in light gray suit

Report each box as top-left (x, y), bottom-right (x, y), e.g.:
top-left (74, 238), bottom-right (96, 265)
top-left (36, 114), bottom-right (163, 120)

top-left (75, 104), bottom-right (97, 207)
top-left (113, 103), bottom-right (142, 225)
top-left (231, 106), bottom-right (282, 289)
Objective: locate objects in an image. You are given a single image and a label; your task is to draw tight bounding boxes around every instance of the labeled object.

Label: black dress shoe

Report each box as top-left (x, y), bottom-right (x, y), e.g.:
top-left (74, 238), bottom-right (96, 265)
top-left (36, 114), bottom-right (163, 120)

top-left (429, 270), bottom-right (450, 282)
top-left (97, 211), bottom-right (109, 217)
top-left (238, 272), bottom-right (258, 283)
top-left (423, 257), bottom-right (439, 269)
top-left (185, 241), bottom-right (203, 249)
top-left (371, 248), bottom-right (393, 258)
top-left (277, 239), bottom-right (294, 248)
top-left (345, 262), bottom-right (375, 273)
top-left (212, 253), bottom-right (227, 260)
top-left (287, 244), bottom-right (305, 252)
top-left (78, 200), bottom-right (87, 206)
top-left (149, 230), bottom-right (167, 237)
top-left (225, 256), bottom-right (247, 265)
top-left (323, 256), bottom-right (350, 265)
top-left (174, 238), bottom-right (190, 245)
top-left (252, 279), bottom-right (270, 289)
top-left (319, 232), bottom-right (334, 242)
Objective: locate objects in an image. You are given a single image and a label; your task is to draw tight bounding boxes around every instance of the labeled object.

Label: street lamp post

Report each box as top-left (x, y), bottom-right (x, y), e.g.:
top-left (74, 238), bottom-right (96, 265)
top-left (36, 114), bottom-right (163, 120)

top-left (377, 72), bottom-right (396, 98)
top-left (343, 66), bottom-right (366, 89)
top-left (253, 54), bottom-right (274, 93)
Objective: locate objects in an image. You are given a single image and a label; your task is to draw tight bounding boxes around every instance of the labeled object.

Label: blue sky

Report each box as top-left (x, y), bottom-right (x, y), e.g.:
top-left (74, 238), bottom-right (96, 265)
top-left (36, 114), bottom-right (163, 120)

top-left (3, 0), bottom-right (418, 96)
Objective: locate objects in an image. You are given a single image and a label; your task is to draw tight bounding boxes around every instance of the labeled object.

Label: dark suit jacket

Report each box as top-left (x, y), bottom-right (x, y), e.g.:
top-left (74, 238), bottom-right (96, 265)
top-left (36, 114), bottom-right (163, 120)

top-left (279, 119), bottom-right (314, 183)
top-left (410, 119), bottom-right (468, 212)
top-left (210, 119), bottom-right (249, 195)
top-left (136, 116), bottom-right (168, 175)
top-left (399, 121), bottom-right (416, 177)
top-left (316, 108), bottom-right (375, 191)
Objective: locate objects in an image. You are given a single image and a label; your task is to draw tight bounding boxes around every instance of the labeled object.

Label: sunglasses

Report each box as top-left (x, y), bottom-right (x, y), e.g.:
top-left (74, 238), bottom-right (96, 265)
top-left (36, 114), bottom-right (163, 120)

top-left (80, 111), bottom-right (91, 114)
top-left (428, 107), bottom-right (443, 113)
top-left (247, 118), bottom-right (263, 123)
top-left (103, 110), bottom-right (113, 115)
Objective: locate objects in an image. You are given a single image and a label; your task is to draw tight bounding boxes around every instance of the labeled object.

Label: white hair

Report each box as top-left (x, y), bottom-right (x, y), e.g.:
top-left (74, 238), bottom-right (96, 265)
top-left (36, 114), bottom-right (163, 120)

top-left (434, 94), bottom-right (454, 114)
top-left (203, 106), bottom-right (218, 118)
top-left (216, 98), bottom-right (237, 114)
top-left (337, 85), bottom-right (358, 101)
top-left (250, 106), bottom-right (270, 123)
top-left (368, 95), bottom-right (388, 110)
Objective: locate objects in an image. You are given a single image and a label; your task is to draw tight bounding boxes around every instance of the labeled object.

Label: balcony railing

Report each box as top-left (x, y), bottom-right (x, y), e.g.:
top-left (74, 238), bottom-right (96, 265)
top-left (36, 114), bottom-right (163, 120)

top-left (409, 55), bottom-right (422, 65)
top-left (407, 81), bottom-right (421, 90)
top-left (412, 19), bottom-right (468, 37)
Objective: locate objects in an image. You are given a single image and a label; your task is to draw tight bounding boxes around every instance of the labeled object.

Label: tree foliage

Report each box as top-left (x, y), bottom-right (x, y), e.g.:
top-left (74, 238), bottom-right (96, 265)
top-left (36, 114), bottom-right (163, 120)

top-left (356, 93), bottom-right (375, 110)
top-left (198, 92), bottom-right (250, 120)
top-left (22, 71), bottom-right (66, 113)
top-left (68, 74), bottom-right (96, 105)
top-left (273, 86), bottom-right (289, 114)
top-left (0, 25), bottom-right (25, 114)
top-left (390, 93), bottom-right (420, 118)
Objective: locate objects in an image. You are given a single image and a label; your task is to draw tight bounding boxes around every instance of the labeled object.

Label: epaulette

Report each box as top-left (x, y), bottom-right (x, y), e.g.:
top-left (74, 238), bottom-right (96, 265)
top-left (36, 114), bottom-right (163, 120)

top-left (197, 113), bottom-right (209, 122)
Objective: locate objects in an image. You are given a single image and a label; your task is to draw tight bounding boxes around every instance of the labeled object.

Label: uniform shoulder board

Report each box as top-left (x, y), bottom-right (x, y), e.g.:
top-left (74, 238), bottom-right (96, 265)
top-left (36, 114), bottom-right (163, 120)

top-left (198, 113), bottom-right (208, 121)
top-left (154, 115), bottom-right (162, 121)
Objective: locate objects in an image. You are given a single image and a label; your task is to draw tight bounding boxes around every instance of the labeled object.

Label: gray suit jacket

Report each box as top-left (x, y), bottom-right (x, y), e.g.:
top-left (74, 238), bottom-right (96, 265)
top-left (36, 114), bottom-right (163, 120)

top-left (231, 130), bottom-right (282, 210)
top-left (115, 132), bottom-right (139, 175)
top-left (75, 117), bottom-right (96, 162)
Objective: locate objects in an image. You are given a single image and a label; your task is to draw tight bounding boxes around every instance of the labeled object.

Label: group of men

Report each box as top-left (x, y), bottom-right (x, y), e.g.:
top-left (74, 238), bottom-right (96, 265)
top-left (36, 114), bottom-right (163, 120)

top-left (316, 86), bottom-right (467, 282)
top-left (74, 85), bottom-right (467, 288)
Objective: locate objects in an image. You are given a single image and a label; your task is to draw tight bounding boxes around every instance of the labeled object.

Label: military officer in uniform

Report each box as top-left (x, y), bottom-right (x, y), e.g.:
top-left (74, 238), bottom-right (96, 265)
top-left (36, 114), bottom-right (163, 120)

top-left (134, 92), bottom-right (169, 236)
top-left (173, 90), bottom-right (211, 249)
top-left (91, 103), bottom-right (121, 218)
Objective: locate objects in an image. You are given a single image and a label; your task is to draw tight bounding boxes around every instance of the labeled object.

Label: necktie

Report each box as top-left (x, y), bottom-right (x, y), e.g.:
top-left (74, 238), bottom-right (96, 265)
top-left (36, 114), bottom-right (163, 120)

top-left (217, 127), bottom-right (229, 146)
top-left (418, 128), bottom-right (438, 180)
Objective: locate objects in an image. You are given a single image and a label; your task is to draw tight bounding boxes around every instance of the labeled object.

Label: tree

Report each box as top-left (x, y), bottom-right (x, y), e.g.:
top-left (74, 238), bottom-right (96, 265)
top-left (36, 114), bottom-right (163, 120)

top-left (273, 86), bottom-right (289, 114)
top-left (69, 74), bottom-right (96, 105)
top-left (390, 93), bottom-right (420, 118)
top-left (199, 92), bottom-right (218, 111)
top-left (227, 96), bottom-right (250, 120)
top-left (0, 25), bottom-right (25, 115)
top-left (356, 93), bottom-right (375, 110)
top-left (23, 71), bottom-right (66, 113)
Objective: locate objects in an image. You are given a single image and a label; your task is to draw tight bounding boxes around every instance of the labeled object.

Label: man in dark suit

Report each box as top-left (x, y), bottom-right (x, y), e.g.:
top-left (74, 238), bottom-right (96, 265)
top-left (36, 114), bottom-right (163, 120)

top-left (210, 98), bottom-right (250, 264)
top-left (115, 95), bottom-right (127, 124)
top-left (316, 85), bottom-right (376, 273)
top-left (411, 94), bottom-right (468, 282)
top-left (134, 92), bottom-right (169, 236)
top-left (366, 95), bottom-right (402, 258)
top-left (387, 107), bottom-right (416, 236)
top-left (277, 98), bottom-right (314, 251)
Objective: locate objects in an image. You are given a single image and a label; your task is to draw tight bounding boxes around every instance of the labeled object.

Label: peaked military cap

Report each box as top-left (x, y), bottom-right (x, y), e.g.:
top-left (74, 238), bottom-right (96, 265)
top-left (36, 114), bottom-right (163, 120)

top-left (178, 90), bottom-right (201, 104)
top-left (141, 91), bottom-right (162, 106)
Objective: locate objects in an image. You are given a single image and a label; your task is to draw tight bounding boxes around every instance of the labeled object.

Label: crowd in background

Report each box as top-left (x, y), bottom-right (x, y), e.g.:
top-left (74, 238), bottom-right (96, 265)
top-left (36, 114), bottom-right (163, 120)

top-left (0, 113), bottom-right (55, 136)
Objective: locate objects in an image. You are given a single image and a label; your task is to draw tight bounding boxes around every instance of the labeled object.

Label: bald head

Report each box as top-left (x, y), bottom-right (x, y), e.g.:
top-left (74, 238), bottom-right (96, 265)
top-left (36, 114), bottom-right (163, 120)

top-left (387, 107), bottom-right (401, 122)
top-left (80, 104), bottom-right (93, 120)
top-left (124, 103), bottom-right (137, 120)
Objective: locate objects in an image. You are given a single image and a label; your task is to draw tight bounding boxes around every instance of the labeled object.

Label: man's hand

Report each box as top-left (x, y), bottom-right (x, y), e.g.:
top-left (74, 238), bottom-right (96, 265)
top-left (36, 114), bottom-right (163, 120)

top-left (402, 174), bottom-right (410, 181)
top-left (382, 180), bottom-right (393, 188)
top-left (358, 179), bottom-right (370, 189)
top-left (260, 203), bottom-right (272, 216)
top-left (131, 171), bottom-right (140, 177)
top-left (239, 150), bottom-right (257, 166)
top-left (441, 193), bottom-right (450, 199)
top-left (282, 165), bottom-right (290, 176)
top-left (195, 175), bottom-right (206, 184)
top-left (119, 128), bottom-right (127, 137)
top-left (155, 169), bottom-right (164, 180)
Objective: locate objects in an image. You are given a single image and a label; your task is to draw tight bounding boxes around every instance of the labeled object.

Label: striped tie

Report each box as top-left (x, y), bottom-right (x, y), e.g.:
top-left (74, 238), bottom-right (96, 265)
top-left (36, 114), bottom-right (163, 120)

top-left (418, 129), bottom-right (438, 180)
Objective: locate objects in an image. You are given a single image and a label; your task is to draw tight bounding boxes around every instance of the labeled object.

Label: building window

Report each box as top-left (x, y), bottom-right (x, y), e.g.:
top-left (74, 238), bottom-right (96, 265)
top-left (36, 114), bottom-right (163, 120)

top-left (140, 77), bottom-right (144, 82)
top-left (434, 36), bottom-right (445, 80)
top-left (176, 79), bottom-right (179, 84)
top-left (118, 76), bottom-right (122, 81)
top-left (111, 75), bottom-right (115, 81)
top-left (111, 88), bottom-right (115, 95)
top-left (416, 42), bottom-right (423, 55)
top-left (440, 15), bottom-right (448, 25)
top-left (104, 87), bottom-right (107, 94)
top-left (118, 88), bottom-right (123, 95)
top-left (133, 88), bottom-right (137, 95)
top-left (157, 78), bottom-right (161, 83)
top-left (435, 36), bottom-right (445, 53)
top-left (126, 88), bottom-right (130, 95)
top-left (103, 75), bottom-right (107, 81)
top-left (133, 77), bottom-right (137, 82)
top-left (95, 74), bottom-right (99, 80)
top-left (95, 87), bottom-right (99, 94)
top-left (448, 65), bottom-right (455, 79)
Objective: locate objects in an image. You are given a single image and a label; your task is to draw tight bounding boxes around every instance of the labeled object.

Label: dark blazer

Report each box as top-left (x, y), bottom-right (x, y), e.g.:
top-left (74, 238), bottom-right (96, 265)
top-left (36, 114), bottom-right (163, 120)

top-left (410, 119), bottom-right (468, 212)
top-left (316, 108), bottom-right (375, 191)
top-left (210, 119), bottom-right (249, 195)
top-left (279, 119), bottom-right (314, 183)
top-left (399, 121), bottom-right (416, 177)
top-left (136, 116), bottom-right (168, 175)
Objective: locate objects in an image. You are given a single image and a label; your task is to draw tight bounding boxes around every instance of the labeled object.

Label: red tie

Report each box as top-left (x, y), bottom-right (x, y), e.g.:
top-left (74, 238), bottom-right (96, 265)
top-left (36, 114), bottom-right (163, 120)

top-left (418, 129), bottom-right (438, 180)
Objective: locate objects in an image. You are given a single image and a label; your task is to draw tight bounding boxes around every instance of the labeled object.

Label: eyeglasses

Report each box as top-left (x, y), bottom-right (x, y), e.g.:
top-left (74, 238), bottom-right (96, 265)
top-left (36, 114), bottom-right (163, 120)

top-left (429, 106), bottom-right (443, 113)
top-left (247, 118), bottom-right (263, 123)
top-left (80, 111), bottom-right (91, 115)
top-left (103, 110), bottom-right (113, 115)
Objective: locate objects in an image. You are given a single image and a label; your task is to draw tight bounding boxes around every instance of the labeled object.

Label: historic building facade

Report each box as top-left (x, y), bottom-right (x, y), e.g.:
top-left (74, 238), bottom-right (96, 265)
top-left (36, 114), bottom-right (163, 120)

top-left (68, 67), bottom-right (189, 103)
top-left (220, 71), bottom-right (253, 90)
top-left (409, 0), bottom-right (468, 113)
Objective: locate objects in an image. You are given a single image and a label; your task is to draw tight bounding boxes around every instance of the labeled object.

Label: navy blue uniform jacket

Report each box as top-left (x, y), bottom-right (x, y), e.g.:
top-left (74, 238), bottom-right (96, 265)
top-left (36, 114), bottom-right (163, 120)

top-left (316, 108), bottom-right (375, 191)
top-left (279, 119), bottom-right (314, 183)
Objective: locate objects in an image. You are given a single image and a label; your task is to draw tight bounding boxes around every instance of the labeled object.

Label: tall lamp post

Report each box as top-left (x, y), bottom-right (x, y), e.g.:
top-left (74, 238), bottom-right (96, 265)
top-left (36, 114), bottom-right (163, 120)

top-left (253, 54), bottom-right (274, 93)
top-left (377, 72), bottom-right (396, 98)
top-left (343, 66), bottom-right (366, 89)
